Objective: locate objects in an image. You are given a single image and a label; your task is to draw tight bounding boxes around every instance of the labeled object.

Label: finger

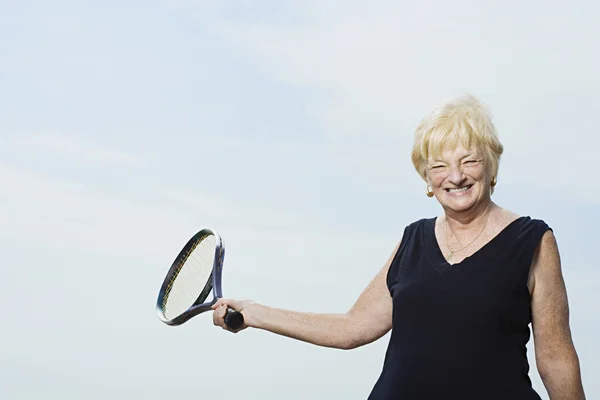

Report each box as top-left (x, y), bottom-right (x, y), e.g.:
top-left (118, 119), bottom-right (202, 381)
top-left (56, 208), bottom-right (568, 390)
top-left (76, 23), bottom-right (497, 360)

top-left (212, 307), bottom-right (222, 326)
top-left (212, 298), bottom-right (233, 310)
top-left (219, 305), bottom-right (231, 330)
top-left (213, 304), bottom-right (226, 325)
top-left (211, 299), bottom-right (224, 310)
top-left (219, 304), bottom-right (228, 317)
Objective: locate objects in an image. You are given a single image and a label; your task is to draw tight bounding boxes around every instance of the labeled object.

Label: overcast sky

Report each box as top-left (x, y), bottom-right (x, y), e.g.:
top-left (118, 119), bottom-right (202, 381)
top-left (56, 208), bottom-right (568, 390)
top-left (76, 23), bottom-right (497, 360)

top-left (1, 1), bottom-right (598, 399)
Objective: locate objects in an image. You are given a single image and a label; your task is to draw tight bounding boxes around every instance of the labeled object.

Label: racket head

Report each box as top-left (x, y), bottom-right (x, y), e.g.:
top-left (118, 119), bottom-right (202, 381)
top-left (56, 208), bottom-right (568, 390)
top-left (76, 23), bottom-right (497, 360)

top-left (156, 228), bottom-right (224, 326)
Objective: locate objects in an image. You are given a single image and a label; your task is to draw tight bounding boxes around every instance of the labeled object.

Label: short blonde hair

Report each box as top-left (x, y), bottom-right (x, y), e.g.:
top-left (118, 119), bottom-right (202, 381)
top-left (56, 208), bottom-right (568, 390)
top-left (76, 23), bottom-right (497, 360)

top-left (411, 94), bottom-right (504, 182)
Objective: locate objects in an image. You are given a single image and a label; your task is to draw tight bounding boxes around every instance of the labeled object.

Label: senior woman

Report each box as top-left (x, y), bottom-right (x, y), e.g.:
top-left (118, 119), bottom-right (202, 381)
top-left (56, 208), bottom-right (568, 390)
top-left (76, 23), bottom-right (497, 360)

top-left (212, 94), bottom-right (585, 399)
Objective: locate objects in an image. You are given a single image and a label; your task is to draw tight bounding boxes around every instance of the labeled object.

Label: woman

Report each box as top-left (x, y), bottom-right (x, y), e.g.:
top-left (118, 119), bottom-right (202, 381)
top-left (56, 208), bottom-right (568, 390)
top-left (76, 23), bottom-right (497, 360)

top-left (212, 94), bottom-right (586, 399)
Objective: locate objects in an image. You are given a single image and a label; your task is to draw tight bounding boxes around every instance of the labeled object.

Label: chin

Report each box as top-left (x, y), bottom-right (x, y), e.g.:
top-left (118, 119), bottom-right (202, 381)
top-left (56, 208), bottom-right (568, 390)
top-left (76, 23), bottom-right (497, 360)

top-left (440, 191), bottom-right (480, 211)
top-left (446, 202), bottom-right (477, 213)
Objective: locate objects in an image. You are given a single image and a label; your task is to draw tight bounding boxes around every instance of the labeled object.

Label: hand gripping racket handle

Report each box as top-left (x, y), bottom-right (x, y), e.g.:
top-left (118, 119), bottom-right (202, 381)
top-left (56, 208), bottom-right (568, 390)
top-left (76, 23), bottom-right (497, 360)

top-left (224, 307), bottom-right (244, 330)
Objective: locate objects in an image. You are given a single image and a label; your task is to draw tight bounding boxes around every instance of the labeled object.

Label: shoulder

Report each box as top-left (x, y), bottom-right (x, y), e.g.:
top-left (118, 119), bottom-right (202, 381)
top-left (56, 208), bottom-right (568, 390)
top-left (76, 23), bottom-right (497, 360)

top-left (491, 209), bottom-right (555, 264)
top-left (511, 215), bottom-right (553, 239)
top-left (513, 216), bottom-right (559, 285)
top-left (489, 206), bottom-right (551, 233)
top-left (400, 217), bottom-right (436, 241)
top-left (530, 225), bottom-right (560, 268)
top-left (505, 215), bottom-right (555, 262)
top-left (404, 217), bottom-right (436, 231)
top-left (529, 224), bottom-right (562, 296)
top-left (387, 217), bottom-right (435, 255)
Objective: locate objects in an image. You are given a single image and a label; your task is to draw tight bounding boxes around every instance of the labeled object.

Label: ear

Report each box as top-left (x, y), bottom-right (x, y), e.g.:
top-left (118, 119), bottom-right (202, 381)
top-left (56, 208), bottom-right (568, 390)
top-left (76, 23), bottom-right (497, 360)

top-left (423, 170), bottom-right (432, 185)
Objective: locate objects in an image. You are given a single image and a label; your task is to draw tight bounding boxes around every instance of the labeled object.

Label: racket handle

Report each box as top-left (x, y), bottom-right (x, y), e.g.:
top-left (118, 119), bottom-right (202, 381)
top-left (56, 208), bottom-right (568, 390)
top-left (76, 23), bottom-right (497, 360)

top-left (224, 307), bottom-right (244, 330)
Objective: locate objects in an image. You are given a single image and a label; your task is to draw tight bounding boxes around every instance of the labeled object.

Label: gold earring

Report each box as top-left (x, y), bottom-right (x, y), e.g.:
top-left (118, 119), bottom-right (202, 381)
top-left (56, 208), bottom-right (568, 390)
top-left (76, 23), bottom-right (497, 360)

top-left (491, 176), bottom-right (497, 187)
top-left (426, 186), bottom-right (434, 197)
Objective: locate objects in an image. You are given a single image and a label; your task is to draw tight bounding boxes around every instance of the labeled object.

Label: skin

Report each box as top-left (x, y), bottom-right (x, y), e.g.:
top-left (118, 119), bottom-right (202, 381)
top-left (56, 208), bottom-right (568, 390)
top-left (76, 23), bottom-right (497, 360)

top-left (529, 230), bottom-right (586, 399)
top-left (212, 142), bottom-right (585, 398)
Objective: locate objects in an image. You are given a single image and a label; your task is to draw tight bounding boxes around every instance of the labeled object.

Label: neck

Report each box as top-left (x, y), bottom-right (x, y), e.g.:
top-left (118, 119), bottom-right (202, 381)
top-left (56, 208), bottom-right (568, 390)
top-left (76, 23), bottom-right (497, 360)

top-left (444, 201), bottom-right (495, 231)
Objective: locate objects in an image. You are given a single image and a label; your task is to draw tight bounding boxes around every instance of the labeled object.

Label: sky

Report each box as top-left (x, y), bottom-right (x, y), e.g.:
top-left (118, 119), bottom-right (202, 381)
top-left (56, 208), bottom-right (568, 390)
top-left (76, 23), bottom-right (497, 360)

top-left (1, 0), bottom-right (598, 398)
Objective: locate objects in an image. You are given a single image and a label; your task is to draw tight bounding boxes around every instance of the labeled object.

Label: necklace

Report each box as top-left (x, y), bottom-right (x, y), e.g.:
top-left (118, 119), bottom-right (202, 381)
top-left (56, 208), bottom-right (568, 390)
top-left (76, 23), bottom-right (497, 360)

top-left (444, 209), bottom-right (490, 260)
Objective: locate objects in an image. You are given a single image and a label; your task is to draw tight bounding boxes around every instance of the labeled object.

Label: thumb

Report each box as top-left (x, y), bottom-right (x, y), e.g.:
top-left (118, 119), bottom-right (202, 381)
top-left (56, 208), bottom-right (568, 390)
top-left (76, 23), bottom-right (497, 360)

top-left (211, 298), bottom-right (237, 310)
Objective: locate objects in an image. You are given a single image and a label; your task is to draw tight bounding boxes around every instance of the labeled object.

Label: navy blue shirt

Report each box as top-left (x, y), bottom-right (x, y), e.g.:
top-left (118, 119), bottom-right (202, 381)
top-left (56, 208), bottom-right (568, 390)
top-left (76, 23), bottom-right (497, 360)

top-left (367, 216), bottom-right (550, 399)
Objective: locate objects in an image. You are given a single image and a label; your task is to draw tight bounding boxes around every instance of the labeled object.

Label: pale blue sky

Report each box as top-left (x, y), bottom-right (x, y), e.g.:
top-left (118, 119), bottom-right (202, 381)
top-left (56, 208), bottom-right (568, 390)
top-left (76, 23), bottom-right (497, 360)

top-left (1, 1), bottom-right (598, 399)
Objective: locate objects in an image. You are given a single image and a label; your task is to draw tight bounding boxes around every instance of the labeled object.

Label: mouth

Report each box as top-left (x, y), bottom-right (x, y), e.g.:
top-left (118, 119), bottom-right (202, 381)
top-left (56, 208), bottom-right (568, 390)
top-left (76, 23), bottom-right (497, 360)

top-left (445, 185), bottom-right (473, 194)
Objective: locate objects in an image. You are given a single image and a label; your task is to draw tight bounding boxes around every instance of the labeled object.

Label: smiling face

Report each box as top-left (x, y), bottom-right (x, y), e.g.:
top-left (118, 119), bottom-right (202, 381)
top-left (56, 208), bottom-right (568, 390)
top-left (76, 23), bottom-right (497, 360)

top-left (411, 94), bottom-right (504, 214)
top-left (426, 143), bottom-right (492, 214)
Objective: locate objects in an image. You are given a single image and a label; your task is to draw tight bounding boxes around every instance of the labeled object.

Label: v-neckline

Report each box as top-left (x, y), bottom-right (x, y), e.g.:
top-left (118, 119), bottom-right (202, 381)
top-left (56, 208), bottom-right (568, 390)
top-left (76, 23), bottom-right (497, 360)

top-left (429, 216), bottom-right (527, 269)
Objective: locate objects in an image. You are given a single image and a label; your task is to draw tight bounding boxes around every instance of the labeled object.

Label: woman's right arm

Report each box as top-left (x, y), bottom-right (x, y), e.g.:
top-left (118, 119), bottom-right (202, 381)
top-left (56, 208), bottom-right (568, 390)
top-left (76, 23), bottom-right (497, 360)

top-left (212, 240), bottom-right (400, 350)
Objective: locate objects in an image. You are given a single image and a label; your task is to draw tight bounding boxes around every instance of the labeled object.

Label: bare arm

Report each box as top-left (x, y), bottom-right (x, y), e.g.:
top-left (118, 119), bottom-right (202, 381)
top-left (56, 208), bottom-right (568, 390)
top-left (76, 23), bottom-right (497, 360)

top-left (529, 230), bottom-right (585, 399)
top-left (212, 241), bottom-right (399, 350)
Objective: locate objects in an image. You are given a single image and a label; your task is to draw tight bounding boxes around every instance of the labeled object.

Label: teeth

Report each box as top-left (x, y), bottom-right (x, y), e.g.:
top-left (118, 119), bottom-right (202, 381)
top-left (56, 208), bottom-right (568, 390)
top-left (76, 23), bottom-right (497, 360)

top-left (448, 186), bottom-right (470, 193)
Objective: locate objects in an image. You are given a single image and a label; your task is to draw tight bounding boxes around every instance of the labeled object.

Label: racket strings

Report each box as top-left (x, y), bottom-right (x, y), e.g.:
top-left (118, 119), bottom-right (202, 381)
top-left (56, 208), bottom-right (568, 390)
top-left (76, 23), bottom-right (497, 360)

top-left (163, 235), bottom-right (216, 320)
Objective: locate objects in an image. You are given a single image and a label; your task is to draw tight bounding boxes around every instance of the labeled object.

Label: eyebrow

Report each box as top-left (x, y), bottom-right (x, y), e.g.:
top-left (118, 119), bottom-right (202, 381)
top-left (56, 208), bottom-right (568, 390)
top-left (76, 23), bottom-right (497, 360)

top-left (429, 153), bottom-right (480, 164)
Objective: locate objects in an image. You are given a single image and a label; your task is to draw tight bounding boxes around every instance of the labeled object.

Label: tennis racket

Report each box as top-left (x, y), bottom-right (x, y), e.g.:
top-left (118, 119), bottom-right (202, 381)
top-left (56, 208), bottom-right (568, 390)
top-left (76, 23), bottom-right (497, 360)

top-left (156, 228), bottom-right (244, 329)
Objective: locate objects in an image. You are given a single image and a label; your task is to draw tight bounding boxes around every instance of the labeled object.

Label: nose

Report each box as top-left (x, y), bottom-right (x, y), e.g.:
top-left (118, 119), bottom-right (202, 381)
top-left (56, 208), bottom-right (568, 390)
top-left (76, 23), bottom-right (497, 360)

top-left (447, 164), bottom-right (466, 185)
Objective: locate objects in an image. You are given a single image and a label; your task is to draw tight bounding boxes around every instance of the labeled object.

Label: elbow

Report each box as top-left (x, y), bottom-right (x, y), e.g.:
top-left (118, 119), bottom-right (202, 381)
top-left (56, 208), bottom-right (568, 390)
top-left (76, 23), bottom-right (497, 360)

top-left (536, 361), bottom-right (553, 383)
top-left (536, 348), bottom-right (582, 381)
top-left (340, 338), bottom-right (362, 351)
top-left (336, 316), bottom-right (366, 350)
top-left (338, 329), bottom-right (379, 350)
top-left (536, 354), bottom-right (553, 380)
top-left (334, 327), bottom-right (362, 350)
top-left (336, 312), bottom-right (391, 350)
top-left (337, 317), bottom-right (390, 350)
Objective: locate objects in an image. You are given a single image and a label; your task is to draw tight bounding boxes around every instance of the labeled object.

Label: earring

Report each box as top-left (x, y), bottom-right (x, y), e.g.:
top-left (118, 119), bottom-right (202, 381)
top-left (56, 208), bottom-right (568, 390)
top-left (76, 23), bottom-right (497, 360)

top-left (426, 185), bottom-right (434, 197)
top-left (491, 176), bottom-right (497, 187)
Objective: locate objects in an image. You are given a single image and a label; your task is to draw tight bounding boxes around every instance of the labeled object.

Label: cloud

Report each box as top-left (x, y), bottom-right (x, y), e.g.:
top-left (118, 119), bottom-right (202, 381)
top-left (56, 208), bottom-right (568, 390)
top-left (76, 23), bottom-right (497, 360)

top-left (199, 1), bottom-right (599, 125)
top-left (0, 159), bottom-right (401, 400)
top-left (3, 3), bottom-right (598, 399)
top-left (5, 133), bottom-right (144, 167)
top-left (180, 0), bottom-right (600, 200)
top-left (0, 159), bottom-right (394, 268)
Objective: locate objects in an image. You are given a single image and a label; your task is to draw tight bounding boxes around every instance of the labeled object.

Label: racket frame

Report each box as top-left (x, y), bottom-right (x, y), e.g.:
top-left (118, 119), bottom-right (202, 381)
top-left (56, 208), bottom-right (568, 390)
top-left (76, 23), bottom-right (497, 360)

top-left (156, 228), bottom-right (226, 326)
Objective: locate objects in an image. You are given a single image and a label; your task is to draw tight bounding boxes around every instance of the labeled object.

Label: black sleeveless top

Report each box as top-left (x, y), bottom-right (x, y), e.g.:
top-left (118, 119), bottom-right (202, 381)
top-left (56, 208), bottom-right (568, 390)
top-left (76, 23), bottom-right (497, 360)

top-left (367, 216), bottom-right (551, 400)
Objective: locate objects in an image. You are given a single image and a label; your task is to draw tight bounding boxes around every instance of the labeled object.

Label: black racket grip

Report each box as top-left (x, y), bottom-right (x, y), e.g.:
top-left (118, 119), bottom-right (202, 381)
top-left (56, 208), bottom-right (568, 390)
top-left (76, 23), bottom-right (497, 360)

top-left (224, 307), bottom-right (244, 330)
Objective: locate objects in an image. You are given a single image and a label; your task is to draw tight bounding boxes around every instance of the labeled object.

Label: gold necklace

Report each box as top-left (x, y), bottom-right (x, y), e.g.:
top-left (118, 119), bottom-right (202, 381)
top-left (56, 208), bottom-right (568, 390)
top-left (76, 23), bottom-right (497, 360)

top-left (444, 211), bottom-right (490, 260)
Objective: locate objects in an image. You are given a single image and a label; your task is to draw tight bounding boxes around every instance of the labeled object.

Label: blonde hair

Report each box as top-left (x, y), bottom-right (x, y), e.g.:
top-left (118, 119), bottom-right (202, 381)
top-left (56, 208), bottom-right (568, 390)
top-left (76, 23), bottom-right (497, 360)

top-left (411, 94), bottom-right (504, 182)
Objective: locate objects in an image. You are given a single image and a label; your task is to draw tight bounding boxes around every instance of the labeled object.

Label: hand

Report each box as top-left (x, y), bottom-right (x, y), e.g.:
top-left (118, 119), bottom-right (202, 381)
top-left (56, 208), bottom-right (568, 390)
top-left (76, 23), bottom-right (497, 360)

top-left (211, 298), bottom-right (255, 333)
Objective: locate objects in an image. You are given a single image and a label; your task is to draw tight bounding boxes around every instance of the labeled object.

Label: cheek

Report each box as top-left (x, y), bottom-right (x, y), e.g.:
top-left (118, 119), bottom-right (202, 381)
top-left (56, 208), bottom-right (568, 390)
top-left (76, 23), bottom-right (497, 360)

top-left (467, 165), bottom-right (488, 181)
top-left (428, 173), bottom-right (446, 188)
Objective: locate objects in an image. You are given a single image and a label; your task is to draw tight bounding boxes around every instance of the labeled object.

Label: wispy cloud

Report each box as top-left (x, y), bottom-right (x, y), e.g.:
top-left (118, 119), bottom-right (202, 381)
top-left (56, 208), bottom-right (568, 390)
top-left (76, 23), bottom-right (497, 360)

top-left (6, 133), bottom-right (144, 167)
top-left (2, 2), bottom-right (597, 399)
top-left (184, 0), bottom-right (600, 200)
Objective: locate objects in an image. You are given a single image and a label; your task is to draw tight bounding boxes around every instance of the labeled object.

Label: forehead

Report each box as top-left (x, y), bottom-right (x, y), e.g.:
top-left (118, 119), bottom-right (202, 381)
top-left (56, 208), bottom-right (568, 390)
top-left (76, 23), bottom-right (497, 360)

top-left (428, 142), bottom-right (482, 161)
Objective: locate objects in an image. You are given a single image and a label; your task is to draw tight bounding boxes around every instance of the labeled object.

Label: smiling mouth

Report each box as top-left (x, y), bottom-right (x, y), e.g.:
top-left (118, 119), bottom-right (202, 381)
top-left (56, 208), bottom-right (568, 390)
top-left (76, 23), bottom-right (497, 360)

top-left (445, 185), bottom-right (473, 193)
